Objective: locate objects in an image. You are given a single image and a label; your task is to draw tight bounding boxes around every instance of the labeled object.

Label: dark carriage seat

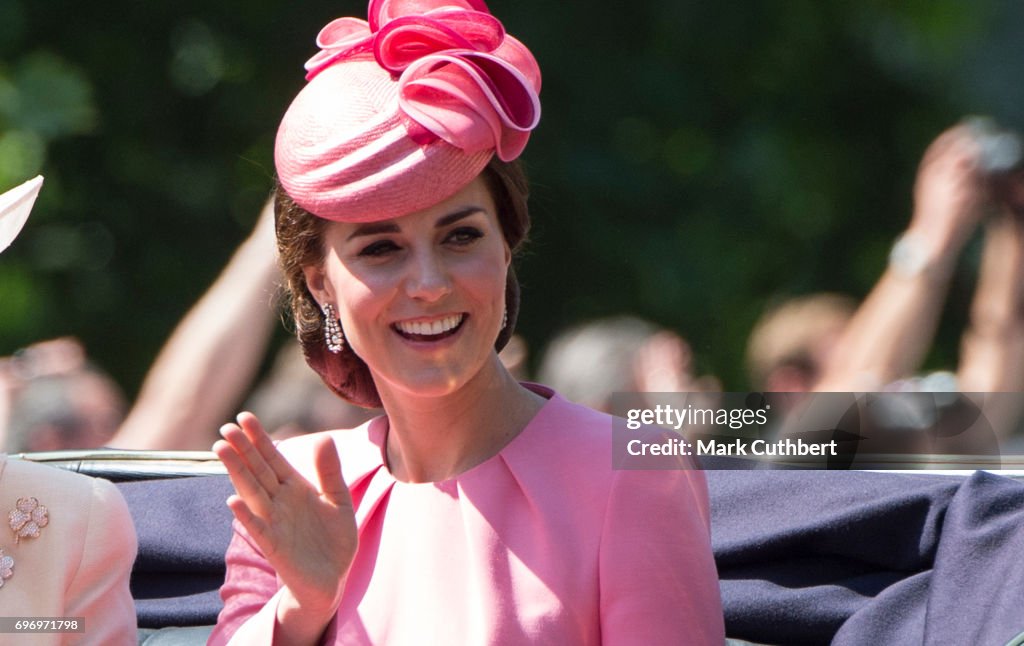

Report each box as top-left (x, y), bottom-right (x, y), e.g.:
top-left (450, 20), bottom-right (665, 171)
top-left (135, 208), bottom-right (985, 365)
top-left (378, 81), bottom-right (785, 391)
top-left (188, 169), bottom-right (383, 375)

top-left (12, 450), bottom-right (1024, 646)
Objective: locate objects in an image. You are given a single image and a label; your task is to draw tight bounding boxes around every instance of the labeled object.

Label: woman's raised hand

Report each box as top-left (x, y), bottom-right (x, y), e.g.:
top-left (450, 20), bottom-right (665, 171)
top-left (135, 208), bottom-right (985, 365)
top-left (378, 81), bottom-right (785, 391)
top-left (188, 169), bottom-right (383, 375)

top-left (214, 412), bottom-right (357, 624)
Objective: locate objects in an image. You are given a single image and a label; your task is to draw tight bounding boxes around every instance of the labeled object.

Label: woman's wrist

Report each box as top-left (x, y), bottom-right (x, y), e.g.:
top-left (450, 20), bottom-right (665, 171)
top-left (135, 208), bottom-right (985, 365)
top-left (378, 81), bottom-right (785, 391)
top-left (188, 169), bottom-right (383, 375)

top-left (274, 587), bottom-right (342, 646)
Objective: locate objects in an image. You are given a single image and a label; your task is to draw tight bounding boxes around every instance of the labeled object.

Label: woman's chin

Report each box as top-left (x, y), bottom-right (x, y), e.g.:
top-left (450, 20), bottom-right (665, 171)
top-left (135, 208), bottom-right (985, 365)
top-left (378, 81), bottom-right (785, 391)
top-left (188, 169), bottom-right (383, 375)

top-left (375, 355), bottom-right (499, 403)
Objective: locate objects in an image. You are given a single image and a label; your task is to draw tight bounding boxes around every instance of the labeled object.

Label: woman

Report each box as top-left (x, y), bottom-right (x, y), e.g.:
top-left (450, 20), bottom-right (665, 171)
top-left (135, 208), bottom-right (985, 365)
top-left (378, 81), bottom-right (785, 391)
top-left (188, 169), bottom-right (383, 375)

top-left (0, 179), bottom-right (137, 645)
top-left (210, 1), bottom-right (723, 644)
top-left (0, 455), bottom-right (138, 645)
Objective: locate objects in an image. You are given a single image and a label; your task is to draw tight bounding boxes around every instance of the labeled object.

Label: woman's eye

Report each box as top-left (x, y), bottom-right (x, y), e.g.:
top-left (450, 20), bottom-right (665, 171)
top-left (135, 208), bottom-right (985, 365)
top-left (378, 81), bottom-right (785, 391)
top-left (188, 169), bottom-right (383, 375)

top-left (358, 240), bottom-right (400, 257)
top-left (446, 227), bottom-right (483, 246)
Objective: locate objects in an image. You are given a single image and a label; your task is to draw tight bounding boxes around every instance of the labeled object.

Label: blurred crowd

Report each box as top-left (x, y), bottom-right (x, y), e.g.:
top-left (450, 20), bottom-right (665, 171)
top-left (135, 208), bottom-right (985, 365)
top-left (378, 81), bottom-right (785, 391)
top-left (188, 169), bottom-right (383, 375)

top-left (2, 120), bottom-right (1023, 454)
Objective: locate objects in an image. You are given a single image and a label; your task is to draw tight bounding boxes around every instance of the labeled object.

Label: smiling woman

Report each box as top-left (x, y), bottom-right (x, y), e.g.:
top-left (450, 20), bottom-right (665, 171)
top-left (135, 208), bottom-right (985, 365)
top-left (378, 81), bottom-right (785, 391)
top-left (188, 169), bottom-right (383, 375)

top-left (305, 178), bottom-right (509, 407)
top-left (275, 157), bottom-right (529, 411)
top-left (209, 1), bottom-right (723, 644)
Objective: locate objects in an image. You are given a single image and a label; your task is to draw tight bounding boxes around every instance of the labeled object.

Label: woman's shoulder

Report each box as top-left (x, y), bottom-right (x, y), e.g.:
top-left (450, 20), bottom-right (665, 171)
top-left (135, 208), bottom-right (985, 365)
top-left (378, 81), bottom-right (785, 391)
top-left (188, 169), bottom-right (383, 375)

top-left (513, 387), bottom-right (612, 450)
top-left (521, 384), bottom-right (615, 434)
top-left (501, 388), bottom-right (625, 492)
top-left (497, 390), bottom-right (711, 531)
top-left (517, 386), bottom-right (687, 464)
top-left (2, 456), bottom-right (125, 508)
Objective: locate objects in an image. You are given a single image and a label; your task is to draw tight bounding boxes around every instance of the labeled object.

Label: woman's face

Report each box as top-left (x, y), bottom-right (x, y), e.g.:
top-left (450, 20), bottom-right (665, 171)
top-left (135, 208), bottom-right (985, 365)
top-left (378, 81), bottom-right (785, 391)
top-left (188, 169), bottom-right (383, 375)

top-left (303, 176), bottom-right (510, 400)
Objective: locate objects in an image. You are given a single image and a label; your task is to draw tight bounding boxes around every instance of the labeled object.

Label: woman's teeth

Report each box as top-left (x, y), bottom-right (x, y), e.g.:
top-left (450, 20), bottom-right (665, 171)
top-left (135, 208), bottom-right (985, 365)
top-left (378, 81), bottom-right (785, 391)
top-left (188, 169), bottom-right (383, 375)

top-left (395, 314), bottom-right (464, 338)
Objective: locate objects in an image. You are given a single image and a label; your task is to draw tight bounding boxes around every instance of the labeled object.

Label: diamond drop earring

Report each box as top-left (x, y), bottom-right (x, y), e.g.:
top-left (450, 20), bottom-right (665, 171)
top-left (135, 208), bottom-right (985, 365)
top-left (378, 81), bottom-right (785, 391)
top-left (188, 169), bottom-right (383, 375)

top-left (322, 303), bottom-right (345, 353)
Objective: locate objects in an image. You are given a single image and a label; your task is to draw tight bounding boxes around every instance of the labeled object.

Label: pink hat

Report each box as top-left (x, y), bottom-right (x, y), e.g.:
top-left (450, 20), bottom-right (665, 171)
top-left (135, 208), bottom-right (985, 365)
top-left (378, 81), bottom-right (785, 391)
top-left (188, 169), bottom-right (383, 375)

top-left (275, 0), bottom-right (541, 222)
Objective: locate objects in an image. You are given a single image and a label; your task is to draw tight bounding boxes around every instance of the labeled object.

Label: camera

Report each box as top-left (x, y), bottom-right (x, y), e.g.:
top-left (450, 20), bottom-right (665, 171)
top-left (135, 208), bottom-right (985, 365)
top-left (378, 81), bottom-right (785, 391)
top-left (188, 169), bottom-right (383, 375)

top-left (965, 116), bottom-right (1023, 174)
top-left (963, 116), bottom-right (1024, 216)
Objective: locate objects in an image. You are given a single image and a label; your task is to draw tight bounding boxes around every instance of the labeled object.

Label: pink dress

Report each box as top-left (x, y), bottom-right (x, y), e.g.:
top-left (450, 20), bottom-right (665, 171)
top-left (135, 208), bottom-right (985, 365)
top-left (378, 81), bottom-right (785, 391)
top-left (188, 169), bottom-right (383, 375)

top-left (210, 386), bottom-right (724, 645)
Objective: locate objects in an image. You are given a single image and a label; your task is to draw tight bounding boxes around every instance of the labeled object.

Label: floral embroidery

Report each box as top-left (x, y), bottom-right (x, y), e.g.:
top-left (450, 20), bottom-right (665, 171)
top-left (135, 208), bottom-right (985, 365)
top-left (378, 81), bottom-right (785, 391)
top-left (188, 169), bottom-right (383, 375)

top-left (0, 549), bottom-right (12, 588)
top-left (9, 497), bottom-right (49, 543)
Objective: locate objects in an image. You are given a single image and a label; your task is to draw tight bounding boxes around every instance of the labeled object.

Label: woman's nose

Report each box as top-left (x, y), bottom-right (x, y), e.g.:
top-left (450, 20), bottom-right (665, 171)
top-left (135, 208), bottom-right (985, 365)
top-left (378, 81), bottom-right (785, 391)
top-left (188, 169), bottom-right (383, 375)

top-left (404, 249), bottom-right (452, 302)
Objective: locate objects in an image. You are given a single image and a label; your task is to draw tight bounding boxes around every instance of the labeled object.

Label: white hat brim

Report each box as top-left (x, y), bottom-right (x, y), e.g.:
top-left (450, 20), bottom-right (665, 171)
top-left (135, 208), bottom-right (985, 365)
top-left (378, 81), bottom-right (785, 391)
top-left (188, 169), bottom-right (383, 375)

top-left (0, 175), bottom-right (44, 254)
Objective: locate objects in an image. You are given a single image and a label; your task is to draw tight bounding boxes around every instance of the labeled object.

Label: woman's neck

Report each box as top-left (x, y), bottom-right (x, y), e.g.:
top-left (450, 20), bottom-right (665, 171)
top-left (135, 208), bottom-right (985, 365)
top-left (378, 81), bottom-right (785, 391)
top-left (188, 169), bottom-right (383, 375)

top-left (376, 356), bottom-right (546, 483)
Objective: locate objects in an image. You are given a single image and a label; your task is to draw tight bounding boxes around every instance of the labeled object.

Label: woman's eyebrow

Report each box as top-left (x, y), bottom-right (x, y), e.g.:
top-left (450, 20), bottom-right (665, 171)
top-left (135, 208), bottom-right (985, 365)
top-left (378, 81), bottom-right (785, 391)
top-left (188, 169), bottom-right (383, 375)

top-left (436, 207), bottom-right (486, 228)
top-left (347, 221), bottom-right (400, 240)
top-left (346, 206), bottom-right (485, 241)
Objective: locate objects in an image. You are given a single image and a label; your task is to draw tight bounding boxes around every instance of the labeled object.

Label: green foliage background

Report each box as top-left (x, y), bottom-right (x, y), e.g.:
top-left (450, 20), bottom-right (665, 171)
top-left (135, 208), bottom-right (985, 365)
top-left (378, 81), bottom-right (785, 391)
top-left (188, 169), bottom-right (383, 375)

top-left (2, 0), bottom-right (1023, 393)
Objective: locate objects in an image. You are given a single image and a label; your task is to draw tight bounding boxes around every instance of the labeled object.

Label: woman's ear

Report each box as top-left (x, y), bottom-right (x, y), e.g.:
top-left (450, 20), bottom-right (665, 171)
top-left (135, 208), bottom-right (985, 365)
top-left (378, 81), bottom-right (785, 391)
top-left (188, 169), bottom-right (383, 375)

top-left (302, 263), bottom-right (332, 307)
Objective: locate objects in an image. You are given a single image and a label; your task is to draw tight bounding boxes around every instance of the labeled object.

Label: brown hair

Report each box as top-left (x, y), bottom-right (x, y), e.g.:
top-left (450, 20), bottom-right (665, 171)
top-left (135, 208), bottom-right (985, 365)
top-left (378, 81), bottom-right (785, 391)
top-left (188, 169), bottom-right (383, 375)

top-left (275, 156), bottom-right (531, 408)
top-left (745, 292), bottom-right (856, 390)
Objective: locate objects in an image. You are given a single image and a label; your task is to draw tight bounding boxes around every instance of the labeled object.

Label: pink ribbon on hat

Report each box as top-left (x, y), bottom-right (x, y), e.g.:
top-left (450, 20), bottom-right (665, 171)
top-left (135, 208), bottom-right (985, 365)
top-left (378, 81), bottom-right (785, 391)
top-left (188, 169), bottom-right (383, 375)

top-left (303, 0), bottom-right (540, 161)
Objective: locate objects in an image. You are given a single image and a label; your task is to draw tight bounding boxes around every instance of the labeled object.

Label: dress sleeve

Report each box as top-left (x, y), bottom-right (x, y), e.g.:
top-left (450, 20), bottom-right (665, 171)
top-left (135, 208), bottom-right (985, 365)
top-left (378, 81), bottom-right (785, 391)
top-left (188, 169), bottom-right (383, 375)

top-left (208, 521), bottom-right (287, 646)
top-left (209, 429), bottom-right (368, 645)
top-left (64, 477), bottom-right (139, 646)
top-left (598, 466), bottom-right (724, 646)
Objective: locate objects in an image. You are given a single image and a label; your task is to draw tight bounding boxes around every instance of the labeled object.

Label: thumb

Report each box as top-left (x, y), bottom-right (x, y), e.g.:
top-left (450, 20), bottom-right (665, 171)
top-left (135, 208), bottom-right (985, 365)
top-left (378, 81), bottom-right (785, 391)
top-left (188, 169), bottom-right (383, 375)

top-left (313, 434), bottom-right (352, 508)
